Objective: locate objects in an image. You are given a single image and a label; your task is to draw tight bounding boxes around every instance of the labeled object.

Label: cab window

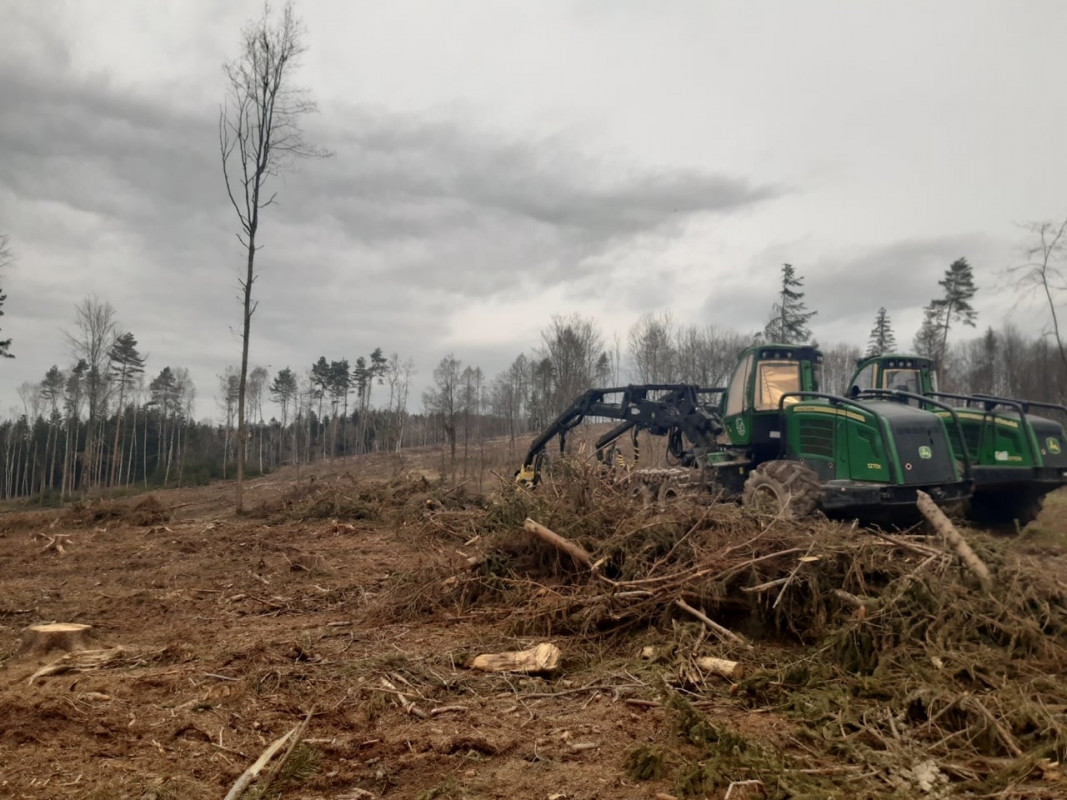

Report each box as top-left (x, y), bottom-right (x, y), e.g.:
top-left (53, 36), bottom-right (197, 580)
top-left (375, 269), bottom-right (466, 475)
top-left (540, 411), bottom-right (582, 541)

top-left (725, 354), bottom-right (753, 416)
top-left (755, 361), bottom-right (801, 411)
top-left (883, 368), bottom-right (921, 393)
top-left (852, 363), bottom-right (876, 391)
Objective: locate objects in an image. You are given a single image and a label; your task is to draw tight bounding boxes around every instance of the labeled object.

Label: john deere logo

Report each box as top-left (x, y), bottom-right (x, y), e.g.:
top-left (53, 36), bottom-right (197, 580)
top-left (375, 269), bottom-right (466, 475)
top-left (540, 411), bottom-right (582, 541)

top-left (1049, 437), bottom-right (1062, 455)
top-left (918, 446), bottom-right (933, 460)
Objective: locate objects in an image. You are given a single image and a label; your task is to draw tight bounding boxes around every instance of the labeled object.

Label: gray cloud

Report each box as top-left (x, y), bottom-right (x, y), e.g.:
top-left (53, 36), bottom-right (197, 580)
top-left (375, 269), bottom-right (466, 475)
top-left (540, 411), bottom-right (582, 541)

top-left (0, 47), bottom-right (775, 417)
top-left (806, 237), bottom-right (989, 328)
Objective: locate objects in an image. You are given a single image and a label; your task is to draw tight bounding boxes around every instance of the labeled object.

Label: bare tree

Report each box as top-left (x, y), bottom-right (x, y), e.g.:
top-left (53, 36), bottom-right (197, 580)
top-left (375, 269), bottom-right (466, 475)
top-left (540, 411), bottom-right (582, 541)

top-left (384, 353), bottom-right (414, 453)
top-left (424, 354), bottom-right (461, 482)
top-left (628, 311), bottom-right (676, 383)
top-left (821, 343), bottom-right (862, 395)
top-left (0, 230), bottom-right (13, 359)
top-left (1009, 219), bottom-right (1067, 373)
top-left (220, 1), bottom-right (325, 511)
top-left (65, 296), bottom-right (118, 490)
top-left (674, 325), bottom-right (747, 387)
top-left (491, 354), bottom-right (529, 453)
top-left (248, 365), bottom-right (269, 472)
top-left (538, 314), bottom-right (607, 414)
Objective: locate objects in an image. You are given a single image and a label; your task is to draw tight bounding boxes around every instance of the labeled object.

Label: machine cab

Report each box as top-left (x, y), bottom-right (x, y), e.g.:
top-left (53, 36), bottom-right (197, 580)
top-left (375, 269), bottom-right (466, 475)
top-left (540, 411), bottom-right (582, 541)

top-left (721, 344), bottom-right (822, 454)
top-left (848, 354), bottom-right (937, 396)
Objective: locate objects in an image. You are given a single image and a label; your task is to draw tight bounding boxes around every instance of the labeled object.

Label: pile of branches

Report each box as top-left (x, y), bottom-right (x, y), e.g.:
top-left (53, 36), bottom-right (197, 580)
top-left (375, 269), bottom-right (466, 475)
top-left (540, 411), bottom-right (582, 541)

top-left (61, 495), bottom-right (171, 528)
top-left (426, 459), bottom-right (1067, 791)
top-left (258, 473), bottom-right (485, 525)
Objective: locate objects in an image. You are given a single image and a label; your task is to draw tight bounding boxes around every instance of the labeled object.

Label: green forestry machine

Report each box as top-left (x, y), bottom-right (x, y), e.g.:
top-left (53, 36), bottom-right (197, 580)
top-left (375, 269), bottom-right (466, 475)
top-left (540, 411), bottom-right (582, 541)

top-left (517, 344), bottom-right (971, 522)
top-left (847, 353), bottom-right (1067, 523)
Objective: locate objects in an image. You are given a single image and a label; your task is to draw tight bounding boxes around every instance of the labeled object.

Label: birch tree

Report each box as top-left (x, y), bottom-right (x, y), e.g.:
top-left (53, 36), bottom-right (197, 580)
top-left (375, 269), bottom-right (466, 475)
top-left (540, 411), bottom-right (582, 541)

top-left (220, 1), bottom-right (324, 511)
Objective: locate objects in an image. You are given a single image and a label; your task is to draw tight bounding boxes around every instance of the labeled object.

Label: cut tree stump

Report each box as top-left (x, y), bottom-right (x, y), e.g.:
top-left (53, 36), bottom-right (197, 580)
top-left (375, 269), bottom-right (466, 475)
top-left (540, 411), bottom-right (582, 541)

top-left (469, 642), bottom-right (561, 673)
top-left (20, 623), bottom-right (94, 655)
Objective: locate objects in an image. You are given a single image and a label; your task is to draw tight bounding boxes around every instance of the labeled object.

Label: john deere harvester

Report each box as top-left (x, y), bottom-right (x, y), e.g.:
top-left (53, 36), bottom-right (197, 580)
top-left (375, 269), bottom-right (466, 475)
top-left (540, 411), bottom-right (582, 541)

top-left (519, 344), bottom-right (971, 522)
top-left (847, 353), bottom-right (1067, 523)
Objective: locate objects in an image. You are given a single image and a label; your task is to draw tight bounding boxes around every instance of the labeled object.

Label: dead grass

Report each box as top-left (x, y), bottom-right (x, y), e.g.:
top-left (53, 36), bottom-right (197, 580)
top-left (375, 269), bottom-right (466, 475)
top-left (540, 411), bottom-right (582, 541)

top-left (4, 439), bottom-right (1067, 800)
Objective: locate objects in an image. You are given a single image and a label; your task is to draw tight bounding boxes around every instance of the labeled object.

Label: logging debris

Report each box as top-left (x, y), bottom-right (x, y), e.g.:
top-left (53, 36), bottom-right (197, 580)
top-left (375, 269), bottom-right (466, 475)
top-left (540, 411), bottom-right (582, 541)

top-left (364, 459), bottom-right (1067, 795)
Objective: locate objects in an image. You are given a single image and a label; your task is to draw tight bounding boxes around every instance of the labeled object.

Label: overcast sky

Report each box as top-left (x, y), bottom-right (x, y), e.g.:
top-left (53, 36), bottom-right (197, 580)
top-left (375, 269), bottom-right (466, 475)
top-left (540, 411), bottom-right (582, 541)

top-left (1, 1), bottom-right (1064, 420)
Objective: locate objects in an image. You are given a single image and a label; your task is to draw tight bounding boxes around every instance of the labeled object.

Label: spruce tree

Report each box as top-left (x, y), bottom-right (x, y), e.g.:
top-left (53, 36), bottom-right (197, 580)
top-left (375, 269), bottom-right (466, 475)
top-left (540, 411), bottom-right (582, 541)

top-left (763, 263), bottom-right (817, 344)
top-left (865, 307), bottom-right (897, 356)
top-left (913, 307), bottom-right (941, 361)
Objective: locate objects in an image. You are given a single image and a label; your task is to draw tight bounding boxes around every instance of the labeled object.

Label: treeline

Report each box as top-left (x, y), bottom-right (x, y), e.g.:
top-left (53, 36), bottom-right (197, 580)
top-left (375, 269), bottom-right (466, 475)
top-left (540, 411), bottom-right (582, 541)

top-left (4, 249), bottom-right (1067, 502)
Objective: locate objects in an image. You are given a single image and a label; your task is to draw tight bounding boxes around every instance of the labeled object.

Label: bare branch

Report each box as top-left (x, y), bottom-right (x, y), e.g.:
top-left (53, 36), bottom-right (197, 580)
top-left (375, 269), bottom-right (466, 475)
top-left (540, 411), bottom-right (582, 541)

top-left (1007, 218), bottom-right (1067, 372)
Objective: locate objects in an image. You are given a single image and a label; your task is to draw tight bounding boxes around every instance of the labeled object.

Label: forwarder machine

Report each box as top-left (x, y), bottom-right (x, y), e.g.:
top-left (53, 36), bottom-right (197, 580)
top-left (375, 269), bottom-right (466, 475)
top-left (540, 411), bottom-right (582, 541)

top-left (517, 344), bottom-right (972, 522)
top-left (847, 353), bottom-right (1067, 523)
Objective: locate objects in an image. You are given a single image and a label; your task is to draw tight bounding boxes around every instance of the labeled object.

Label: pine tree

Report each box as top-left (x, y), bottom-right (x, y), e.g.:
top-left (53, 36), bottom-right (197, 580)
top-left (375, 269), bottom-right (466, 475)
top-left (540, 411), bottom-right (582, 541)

top-left (270, 367), bottom-right (299, 464)
top-left (924, 257), bottom-right (978, 364)
top-left (107, 332), bottom-right (146, 487)
top-left (865, 307), bottom-right (897, 357)
top-left (763, 263), bottom-right (817, 344)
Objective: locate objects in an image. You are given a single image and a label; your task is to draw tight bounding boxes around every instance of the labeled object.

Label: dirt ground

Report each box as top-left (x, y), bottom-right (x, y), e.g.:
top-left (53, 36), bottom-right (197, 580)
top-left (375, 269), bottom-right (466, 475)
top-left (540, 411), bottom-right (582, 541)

top-left (2, 438), bottom-right (1067, 800)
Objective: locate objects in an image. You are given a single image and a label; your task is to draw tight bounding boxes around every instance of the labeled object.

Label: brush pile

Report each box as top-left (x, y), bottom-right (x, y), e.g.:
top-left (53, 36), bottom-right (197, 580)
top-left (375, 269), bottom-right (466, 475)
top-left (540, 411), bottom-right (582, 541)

top-left (259, 472), bottom-right (485, 526)
top-left (62, 494), bottom-right (171, 527)
top-left (423, 459), bottom-right (1067, 796)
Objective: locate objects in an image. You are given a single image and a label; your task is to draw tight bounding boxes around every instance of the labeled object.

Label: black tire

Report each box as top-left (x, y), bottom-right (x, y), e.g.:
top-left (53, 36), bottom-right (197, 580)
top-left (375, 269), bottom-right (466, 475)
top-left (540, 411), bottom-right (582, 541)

top-left (742, 460), bottom-right (821, 520)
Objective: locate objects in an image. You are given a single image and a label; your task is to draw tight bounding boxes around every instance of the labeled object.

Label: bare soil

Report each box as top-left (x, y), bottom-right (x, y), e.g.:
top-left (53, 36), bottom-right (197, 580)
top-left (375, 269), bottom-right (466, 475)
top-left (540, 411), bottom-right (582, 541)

top-left (2, 438), bottom-right (1066, 800)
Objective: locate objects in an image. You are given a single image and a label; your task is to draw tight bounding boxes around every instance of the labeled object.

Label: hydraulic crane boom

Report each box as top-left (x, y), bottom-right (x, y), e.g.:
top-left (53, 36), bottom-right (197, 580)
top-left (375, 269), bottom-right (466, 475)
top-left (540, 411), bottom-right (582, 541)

top-left (516, 384), bottom-right (724, 484)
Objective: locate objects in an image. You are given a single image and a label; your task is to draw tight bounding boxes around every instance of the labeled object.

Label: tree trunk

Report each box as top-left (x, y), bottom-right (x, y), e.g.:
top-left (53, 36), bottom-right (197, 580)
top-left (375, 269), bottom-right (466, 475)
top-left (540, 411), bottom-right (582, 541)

top-left (236, 227), bottom-right (255, 513)
top-left (142, 406), bottom-right (149, 487)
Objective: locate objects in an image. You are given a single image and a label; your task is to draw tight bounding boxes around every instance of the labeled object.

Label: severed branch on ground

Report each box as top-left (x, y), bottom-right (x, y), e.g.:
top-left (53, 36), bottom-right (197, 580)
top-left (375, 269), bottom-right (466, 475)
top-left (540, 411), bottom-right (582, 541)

top-left (222, 707), bottom-right (313, 800)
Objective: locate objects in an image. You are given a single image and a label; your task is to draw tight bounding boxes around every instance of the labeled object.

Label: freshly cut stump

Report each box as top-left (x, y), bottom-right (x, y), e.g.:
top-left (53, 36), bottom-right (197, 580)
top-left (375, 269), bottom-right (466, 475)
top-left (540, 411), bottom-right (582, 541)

top-left (20, 623), bottom-right (94, 655)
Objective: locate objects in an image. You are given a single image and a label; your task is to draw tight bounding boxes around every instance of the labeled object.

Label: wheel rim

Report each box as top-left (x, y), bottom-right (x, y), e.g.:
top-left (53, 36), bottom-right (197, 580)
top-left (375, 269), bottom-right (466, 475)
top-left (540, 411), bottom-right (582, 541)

top-left (749, 483), bottom-right (786, 516)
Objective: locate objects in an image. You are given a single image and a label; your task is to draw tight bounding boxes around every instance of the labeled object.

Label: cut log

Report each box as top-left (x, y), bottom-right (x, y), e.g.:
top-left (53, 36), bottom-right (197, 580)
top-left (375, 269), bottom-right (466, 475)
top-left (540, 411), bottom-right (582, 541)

top-left (469, 642), bottom-right (561, 673)
top-left (20, 623), bottom-right (94, 655)
top-left (523, 518), bottom-right (595, 569)
top-left (916, 490), bottom-right (993, 593)
top-left (695, 656), bottom-right (744, 680)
